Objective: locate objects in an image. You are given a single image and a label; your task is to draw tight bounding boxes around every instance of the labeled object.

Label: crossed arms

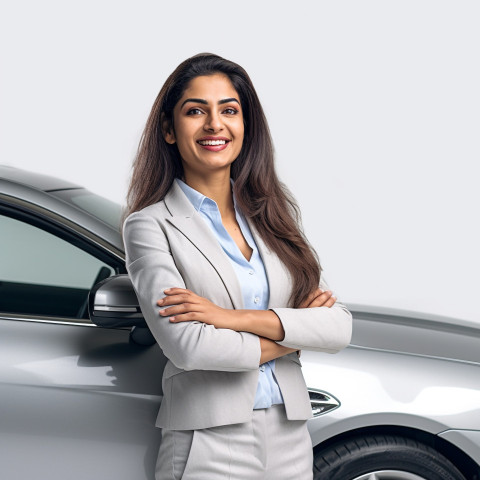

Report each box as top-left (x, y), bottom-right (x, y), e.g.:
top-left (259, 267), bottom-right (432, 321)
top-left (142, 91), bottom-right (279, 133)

top-left (157, 287), bottom-right (338, 364)
top-left (123, 210), bottom-right (352, 372)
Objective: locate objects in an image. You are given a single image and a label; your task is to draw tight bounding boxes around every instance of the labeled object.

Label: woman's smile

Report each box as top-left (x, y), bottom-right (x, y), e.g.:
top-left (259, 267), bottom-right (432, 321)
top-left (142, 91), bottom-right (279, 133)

top-left (196, 136), bottom-right (231, 151)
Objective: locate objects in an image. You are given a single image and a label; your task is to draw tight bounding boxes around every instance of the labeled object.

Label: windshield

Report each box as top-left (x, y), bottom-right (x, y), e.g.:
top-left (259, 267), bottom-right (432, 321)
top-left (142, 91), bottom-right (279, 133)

top-left (52, 189), bottom-right (123, 230)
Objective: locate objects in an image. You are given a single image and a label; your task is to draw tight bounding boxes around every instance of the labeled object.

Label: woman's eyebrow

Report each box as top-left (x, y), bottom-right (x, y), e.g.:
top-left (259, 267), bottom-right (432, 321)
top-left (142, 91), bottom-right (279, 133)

top-left (180, 97), bottom-right (240, 108)
top-left (218, 98), bottom-right (240, 105)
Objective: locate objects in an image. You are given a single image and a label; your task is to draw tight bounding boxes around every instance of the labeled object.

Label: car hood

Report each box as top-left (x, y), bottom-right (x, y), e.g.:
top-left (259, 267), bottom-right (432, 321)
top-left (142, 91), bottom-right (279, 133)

top-left (349, 305), bottom-right (480, 365)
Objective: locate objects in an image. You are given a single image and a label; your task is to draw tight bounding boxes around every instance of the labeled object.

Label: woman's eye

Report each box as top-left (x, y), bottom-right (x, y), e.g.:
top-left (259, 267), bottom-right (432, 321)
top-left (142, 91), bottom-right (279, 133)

top-left (186, 108), bottom-right (203, 115)
top-left (223, 107), bottom-right (238, 115)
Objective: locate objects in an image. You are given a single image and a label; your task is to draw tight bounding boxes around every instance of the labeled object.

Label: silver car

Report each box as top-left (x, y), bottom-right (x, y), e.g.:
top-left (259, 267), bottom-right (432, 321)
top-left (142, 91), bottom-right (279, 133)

top-left (1, 165), bottom-right (479, 480)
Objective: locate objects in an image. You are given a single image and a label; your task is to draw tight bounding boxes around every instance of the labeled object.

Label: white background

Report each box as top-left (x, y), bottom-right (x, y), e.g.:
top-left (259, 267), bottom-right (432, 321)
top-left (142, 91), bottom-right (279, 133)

top-left (1, 1), bottom-right (478, 322)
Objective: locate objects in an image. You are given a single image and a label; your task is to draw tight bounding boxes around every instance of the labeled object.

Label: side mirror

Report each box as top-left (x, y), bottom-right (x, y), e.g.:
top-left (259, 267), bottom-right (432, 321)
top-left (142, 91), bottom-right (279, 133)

top-left (88, 275), bottom-right (155, 346)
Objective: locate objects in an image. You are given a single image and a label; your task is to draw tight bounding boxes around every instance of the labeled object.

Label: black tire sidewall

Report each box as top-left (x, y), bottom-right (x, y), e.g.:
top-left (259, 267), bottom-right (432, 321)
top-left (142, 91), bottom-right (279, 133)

top-left (314, 435), bottom-right (465, 480)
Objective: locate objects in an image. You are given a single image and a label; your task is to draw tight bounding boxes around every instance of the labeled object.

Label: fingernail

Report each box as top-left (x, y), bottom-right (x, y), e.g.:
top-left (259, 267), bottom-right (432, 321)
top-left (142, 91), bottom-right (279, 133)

top-left (169, 317), bottom-right (175, 322)
top-left (164, 288), bottom-right (171, 293)
top-left (157, 299), bottom-right (164, 305)
top-left (159, 309), bottom-right (166, 315)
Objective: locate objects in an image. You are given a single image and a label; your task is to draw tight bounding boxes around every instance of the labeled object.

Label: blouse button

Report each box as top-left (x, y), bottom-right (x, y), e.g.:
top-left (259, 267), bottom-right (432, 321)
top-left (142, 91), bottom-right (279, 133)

top-left (249, 270), bottom-right (254, 275)
top-left (254, 297), bottom-right (260, 304)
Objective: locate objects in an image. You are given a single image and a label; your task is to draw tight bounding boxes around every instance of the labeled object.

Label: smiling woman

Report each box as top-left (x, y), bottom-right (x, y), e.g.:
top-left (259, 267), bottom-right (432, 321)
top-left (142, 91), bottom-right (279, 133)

top-left (123, 53), bottom-right (352, 480)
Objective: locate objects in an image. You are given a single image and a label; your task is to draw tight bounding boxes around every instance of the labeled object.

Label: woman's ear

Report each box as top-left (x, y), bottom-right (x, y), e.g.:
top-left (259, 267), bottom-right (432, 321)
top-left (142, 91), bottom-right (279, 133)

top-left (161, 114), bottom-right (176, 144)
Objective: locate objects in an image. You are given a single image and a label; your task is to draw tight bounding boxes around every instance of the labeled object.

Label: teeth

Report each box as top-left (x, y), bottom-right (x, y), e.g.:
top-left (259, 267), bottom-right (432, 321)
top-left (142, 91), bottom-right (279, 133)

top-left (198, 139), bottom-right (227, 146)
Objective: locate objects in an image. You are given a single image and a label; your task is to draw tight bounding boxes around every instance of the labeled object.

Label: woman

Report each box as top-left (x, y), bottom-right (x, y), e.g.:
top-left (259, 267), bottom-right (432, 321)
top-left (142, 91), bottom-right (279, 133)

top-left (123, 53), bottom-right (352, 480)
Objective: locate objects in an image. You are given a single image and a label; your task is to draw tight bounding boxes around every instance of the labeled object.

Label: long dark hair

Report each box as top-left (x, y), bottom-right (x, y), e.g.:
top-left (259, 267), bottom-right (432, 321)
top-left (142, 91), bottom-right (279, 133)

top-left (126, 53), bottom-right (321, 307)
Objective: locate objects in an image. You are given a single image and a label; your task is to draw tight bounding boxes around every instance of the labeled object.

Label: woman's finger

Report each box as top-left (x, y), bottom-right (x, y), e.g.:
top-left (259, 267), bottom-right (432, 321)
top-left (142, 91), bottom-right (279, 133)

top-left (159, 303), bottom-right (197, 317)
top-left (309, 288), bottom-right (323, 301)
top-left (157, 293), bottom-right (194, 306)
top-left (299, 288), bottom-right (323, 308)
top-left (308, 290), bottom-right (334, 307)
top-left (164, 287), bottom-right (191, 295)
top-left (169, 312), bottom-right (201, 323)
top-left (322, 296), bottom-right (337, 308)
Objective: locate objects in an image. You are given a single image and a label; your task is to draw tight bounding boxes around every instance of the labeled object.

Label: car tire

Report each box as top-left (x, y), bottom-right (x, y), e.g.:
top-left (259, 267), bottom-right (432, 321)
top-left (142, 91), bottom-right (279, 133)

top-left (313, 434), bottom-right (466, 480)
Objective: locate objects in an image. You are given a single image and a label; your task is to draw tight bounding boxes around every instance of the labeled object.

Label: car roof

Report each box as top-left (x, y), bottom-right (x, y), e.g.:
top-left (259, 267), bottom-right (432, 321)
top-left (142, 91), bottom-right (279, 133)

top-left (0, 165), bottom-right (124, 257)
top-left (0, 165), bottom-right (82, 191)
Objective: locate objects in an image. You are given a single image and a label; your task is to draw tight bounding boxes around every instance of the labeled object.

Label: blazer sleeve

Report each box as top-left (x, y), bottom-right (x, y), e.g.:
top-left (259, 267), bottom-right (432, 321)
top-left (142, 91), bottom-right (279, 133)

top-left (270, 275), bottom-right (353, 353)
top-left (123, 210), bottom-right (261, 372)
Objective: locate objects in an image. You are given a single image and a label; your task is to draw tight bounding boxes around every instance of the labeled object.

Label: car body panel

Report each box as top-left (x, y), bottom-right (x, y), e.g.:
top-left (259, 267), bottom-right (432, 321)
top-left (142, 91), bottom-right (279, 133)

top-left (304, 346), bottom-right (480, 446)
top-left (349, 306), bottom-right (480, 363)
top-left (304, 310), bottom-right (480, 464)
top-left (0, 317), bottom-right (165, 480)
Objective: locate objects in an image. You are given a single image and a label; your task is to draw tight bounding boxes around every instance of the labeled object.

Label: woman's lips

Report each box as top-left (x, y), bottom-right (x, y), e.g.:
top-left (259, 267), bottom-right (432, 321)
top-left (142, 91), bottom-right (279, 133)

top-left (197, 138), bottom-right (230, 152)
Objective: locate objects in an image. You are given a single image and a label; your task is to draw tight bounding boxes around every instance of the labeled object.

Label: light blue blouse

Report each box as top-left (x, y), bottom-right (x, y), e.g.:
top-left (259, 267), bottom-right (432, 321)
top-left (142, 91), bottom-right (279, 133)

top-left (176, 178), bottom-right (284, 409)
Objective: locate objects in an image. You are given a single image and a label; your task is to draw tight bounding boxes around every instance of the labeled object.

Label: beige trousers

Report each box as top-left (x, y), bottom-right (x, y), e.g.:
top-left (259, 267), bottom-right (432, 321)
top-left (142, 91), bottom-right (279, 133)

top-left (155, 404), bottom-right (314, 480)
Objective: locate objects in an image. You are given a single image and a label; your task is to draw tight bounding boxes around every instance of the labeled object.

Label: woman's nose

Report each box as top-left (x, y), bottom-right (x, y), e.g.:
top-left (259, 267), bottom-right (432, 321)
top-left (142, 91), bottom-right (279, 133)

top-left (204, 112), bottom-right (223, 132)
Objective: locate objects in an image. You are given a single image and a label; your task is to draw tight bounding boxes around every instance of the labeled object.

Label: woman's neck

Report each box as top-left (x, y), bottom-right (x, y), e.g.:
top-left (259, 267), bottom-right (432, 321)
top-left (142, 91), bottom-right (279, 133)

top-left (183, 170), bottom-right (235, 220)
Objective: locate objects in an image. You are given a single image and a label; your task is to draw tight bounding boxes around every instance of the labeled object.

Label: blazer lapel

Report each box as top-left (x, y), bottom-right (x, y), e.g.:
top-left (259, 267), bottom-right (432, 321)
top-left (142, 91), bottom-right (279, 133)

top-left (248, 221), bottom-right (292, 309)
top-left (164, 181), bottom-right (244, 310)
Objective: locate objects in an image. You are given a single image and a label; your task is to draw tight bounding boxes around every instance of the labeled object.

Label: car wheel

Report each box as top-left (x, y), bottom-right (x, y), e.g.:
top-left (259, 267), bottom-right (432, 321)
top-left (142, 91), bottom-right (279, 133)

top-left (313, 434), bottom-right (466, 480)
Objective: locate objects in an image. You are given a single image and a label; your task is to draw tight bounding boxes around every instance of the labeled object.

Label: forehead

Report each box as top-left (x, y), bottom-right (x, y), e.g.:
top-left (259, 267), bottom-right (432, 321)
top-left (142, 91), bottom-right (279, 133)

top-left (180, 74), bottom-right (239, 101)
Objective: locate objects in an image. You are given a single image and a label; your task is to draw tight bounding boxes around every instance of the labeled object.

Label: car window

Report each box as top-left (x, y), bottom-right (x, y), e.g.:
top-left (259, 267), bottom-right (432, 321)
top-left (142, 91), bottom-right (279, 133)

top-left (0, 214), bottom-right (114, 319)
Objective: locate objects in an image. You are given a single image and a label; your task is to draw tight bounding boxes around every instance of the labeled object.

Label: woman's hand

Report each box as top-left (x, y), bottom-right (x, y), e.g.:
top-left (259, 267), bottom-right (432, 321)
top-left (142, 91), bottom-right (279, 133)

top-left (299, 288), bottom-right (337, 309)
top-left (295, 288), bottom-right (336, 358)
top-left (157, 288), bottom-right (284, 340)
top-left (157, 288), bottom-right (237, 329)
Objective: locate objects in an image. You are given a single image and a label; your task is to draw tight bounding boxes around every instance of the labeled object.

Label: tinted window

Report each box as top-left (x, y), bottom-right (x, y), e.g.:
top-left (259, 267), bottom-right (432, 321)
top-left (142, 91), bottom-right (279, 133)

top-left (0, 215), bottom-right (113, 319)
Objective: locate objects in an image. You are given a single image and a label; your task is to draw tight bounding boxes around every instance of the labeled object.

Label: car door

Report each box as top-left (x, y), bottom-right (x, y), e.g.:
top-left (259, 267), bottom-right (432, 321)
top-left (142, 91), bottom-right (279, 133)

top-left (0, 207), bottom-right (164, 480)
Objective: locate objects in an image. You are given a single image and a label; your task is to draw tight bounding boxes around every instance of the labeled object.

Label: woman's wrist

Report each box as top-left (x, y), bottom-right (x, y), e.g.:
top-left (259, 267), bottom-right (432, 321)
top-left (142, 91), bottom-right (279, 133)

top-left (259, 337), bottom-right (296, 364)
top-left (231, 309), bottom-right (285, 341)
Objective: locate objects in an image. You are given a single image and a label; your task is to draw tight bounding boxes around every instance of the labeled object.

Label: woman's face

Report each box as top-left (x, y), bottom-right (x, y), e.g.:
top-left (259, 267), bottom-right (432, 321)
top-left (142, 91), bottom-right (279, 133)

top-left (165, 74), bottom-right (244, 180)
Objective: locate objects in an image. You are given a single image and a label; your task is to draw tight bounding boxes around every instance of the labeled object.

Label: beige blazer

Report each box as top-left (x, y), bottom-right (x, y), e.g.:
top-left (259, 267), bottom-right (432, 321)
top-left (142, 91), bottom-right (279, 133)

top-left (123, 181), bottom-right (352, 430)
